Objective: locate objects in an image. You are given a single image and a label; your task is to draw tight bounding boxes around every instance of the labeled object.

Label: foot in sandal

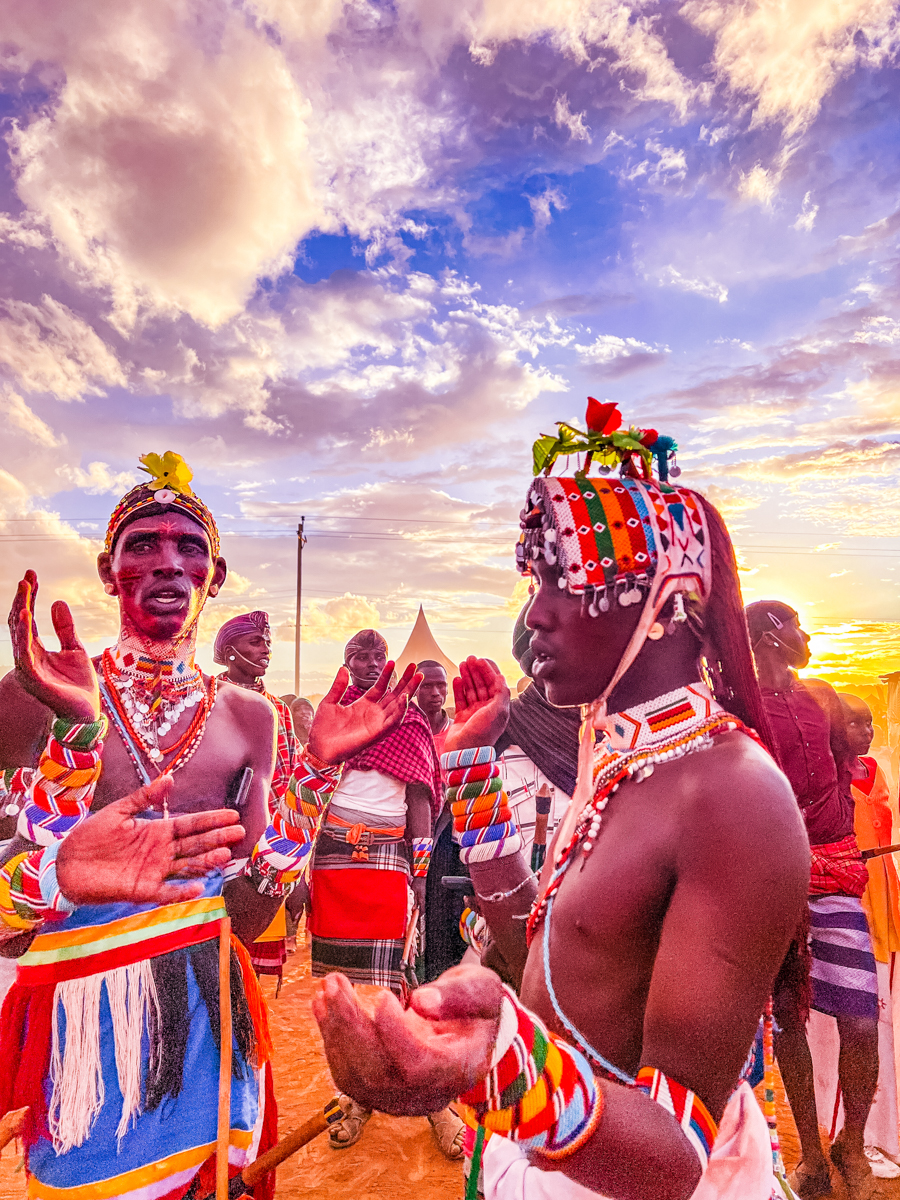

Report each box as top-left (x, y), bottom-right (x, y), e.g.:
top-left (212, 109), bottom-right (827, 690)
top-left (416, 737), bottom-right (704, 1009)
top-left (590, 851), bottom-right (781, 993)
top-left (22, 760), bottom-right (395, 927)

top-left (328, 1095), bottom-right (372, 1149)
top-left (427, 1107), bottom-right (465, 1160)
top-left (830, 1137), bottom-right (878, 1200)
top-left (787, 1159), bottom-right (833, 1199)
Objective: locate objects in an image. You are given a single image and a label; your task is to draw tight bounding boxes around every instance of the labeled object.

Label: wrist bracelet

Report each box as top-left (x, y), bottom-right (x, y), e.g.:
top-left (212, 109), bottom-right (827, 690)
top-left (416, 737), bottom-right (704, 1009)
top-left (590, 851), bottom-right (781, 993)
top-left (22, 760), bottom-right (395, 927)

top-left (441, 746), bottom-right (495, 771)
top-left (38, 838), bottom-right (77, 914)
top-left (411, 836), bottom-right (433, 877)
top-left (244, 856), bottom-right (295, 899)
top-left (52, 715), bottom-right (108, 750)
top-left (304, 747), bottom-right (334, 773)
top-left (475, 871), bottom-right (537, 904)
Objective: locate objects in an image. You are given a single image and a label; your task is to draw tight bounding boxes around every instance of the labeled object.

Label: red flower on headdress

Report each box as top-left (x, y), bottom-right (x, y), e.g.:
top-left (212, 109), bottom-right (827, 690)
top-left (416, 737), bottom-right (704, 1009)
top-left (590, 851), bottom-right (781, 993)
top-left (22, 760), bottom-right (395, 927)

top-left (638, 429), bottom-right (659, 447)
top-left (585, 398), bottom-right (622, 435)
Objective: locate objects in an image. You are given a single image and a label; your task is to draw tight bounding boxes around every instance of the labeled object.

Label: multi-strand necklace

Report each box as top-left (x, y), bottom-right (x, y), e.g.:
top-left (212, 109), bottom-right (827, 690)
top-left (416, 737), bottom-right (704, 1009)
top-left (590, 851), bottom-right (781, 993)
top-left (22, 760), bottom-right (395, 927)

top-left (100, 628), bottom-right (217, 777)
top-left (527, 682), bottom-right (759, 942)
top-left (217, 672), bottom-right (264, 694)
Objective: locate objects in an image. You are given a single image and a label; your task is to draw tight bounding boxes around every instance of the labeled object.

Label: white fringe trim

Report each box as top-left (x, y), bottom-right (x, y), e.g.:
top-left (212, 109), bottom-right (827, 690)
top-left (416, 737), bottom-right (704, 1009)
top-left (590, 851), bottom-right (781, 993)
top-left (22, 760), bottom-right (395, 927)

top-left (49, 961), bottom-right (161, 1153)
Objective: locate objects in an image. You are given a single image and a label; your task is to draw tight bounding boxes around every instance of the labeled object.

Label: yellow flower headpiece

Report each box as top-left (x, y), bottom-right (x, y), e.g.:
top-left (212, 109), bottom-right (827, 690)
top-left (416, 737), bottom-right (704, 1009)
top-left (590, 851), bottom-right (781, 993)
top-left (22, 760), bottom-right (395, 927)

top-left (139, 451), bottom-right (195, 497)
top-left (104, 452), bottom-right (219, 555)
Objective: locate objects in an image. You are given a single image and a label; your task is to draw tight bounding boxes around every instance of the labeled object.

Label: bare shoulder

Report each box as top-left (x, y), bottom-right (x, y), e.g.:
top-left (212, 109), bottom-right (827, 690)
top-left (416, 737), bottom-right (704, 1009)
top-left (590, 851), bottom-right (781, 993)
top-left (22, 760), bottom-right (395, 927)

top-left (213, 680), bottom-right (276, 731)
top-left (678, 730), bottom-right (808, 872)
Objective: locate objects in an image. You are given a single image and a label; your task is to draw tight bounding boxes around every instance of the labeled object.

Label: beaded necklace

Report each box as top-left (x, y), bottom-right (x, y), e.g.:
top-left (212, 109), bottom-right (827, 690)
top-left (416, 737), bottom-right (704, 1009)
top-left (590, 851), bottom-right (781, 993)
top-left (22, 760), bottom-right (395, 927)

top-left (217, 672), bottom-right (264, 693)
top-left (106, 627), bottom-right (205, 754)
top-left (527, 682), bottom-right (762, 943)
top-left (101, 651), bottom-right (217, 778)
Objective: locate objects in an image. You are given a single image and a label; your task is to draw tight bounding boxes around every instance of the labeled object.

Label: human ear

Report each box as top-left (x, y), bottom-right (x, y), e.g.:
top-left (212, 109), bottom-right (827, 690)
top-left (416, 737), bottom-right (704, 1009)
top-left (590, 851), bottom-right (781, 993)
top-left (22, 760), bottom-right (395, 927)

top-left (97, 552), bottom-right (116, 595)
top-left (212, 557), bottom-right (227, 591)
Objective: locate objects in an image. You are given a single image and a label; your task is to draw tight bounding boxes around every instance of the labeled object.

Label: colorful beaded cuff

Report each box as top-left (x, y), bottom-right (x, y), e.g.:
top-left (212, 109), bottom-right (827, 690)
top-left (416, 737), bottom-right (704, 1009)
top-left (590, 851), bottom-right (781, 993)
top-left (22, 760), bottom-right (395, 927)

top-left (440, 747), bottom-right (522, 865)
top-left (634, 1066), bottom-right (718, 1171)
top-left (38, 838), bottom-right (76, 914)
top-left (51, 715), bottom-right (108, 751)
top-left (458, 985), bottom-right (603, 1160)
top-left (411, 836), bottom-right (433, 877)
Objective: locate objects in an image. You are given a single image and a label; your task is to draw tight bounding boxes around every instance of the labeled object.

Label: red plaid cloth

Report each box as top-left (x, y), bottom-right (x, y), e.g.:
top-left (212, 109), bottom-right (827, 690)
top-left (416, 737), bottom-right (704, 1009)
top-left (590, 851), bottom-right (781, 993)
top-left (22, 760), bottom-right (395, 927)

top-left (341, 686), bottom-right (442, 815)
top-left (809, 833), bottom-right (869, 898)
top-left (266, 692), bottom-right (301, 813)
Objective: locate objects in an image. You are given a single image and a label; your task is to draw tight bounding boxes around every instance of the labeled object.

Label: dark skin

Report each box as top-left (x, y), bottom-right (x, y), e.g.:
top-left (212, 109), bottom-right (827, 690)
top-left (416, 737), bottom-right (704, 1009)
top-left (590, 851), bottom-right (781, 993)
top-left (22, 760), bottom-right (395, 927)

top-left (344, 639), bottom-right (432, 913)
top-left (416, 665), bottom-right (450, 735)
top-left (753, 616), bottom-right (878, 1187)
top-left (315, 559), bottom-right (809, 1200)
top-left (290, 699), bottom-right (314, 746)
top-left (221, 628), bottom-right (271, 688)
top-left (3, 518), bottom-right (422, 947)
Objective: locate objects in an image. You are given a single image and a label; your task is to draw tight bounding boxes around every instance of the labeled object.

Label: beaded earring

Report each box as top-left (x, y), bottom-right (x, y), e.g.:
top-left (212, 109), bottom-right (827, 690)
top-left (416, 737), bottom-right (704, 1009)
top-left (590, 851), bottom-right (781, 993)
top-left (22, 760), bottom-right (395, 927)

top-left (104, 583), bottom-right (115, 595)
top-left (647, 622), bottom-right (665, 640)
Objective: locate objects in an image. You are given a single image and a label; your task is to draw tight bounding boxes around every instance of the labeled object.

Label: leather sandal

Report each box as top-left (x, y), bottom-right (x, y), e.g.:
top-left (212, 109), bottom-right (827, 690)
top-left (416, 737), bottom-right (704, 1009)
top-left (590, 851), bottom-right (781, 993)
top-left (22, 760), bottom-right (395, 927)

top-left (427, 1107), bottom-right (465, 1160)
top-left (787, 1160), bottom-right (833, 1199)
top-left (328, 1095), bottom-right (372, 1149)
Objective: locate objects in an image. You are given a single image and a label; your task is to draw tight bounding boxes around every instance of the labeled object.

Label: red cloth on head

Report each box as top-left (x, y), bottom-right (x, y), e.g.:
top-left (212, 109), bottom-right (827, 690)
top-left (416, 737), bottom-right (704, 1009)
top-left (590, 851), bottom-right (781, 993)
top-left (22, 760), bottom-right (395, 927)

top-left (341, 686), bottom-right (442, 815)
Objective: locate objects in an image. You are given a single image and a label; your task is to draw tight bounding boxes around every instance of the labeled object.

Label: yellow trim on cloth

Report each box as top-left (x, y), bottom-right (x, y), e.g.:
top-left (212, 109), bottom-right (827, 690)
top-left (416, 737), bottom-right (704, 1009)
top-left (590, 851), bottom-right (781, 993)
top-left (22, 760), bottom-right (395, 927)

top-left (26, 1130), bottom-right (253, 1199)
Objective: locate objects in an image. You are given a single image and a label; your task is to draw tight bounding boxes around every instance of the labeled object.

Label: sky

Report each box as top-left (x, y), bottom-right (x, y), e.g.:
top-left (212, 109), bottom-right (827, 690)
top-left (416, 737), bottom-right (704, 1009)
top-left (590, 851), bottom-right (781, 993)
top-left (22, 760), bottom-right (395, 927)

top-left (1, 0), bottom-right (900, 698)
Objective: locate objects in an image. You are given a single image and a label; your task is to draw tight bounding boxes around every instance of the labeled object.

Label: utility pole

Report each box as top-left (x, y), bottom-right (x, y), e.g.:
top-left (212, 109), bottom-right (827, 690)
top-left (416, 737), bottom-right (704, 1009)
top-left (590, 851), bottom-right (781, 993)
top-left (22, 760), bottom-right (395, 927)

top-left (294, 517), bottom-right (306, 695)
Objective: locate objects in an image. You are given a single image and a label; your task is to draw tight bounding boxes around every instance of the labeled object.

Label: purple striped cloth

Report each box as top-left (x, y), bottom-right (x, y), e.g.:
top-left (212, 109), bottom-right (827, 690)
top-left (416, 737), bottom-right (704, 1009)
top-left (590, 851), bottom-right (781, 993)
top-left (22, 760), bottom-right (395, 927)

top-left (808, 894), bottom-right (878, 1019)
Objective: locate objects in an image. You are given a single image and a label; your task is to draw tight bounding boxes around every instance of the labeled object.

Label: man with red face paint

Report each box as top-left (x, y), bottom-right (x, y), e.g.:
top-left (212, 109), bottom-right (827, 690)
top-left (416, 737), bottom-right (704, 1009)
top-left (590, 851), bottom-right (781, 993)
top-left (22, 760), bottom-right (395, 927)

top-left (0, 452), bottom-right (421, 1200)
top-left (311, 409), bottom-right (809, 1200)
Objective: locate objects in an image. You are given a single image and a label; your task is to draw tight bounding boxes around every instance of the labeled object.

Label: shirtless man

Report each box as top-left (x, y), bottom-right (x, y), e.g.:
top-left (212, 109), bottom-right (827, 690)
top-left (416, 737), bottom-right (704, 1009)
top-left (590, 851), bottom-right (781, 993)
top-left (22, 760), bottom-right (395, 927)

top-left (312, 411), bottom-right (810, 1200)
top-left (0, 454), bottom-right (419, 1199)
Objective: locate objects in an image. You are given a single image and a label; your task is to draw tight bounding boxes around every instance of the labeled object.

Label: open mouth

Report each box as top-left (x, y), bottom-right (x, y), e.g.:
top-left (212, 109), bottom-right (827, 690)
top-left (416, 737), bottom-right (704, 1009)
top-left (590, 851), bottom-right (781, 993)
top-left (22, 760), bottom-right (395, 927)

top-left (145, 586), bottom-right (189, 608)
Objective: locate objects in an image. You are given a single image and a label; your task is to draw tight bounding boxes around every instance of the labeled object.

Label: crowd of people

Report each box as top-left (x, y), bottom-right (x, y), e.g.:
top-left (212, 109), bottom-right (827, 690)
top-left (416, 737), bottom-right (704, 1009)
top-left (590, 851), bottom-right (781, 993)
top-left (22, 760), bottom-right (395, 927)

top-left (0, 416), bottom-right (898, 1200)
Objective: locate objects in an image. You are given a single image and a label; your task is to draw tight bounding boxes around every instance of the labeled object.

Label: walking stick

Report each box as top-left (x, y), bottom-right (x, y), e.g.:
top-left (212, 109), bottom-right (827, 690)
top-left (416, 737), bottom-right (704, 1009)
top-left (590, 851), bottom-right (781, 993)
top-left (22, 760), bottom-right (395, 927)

top-left (531, 785), bottom-right (551, 874)
top-left (216, 917), bottom-right (233, 1200)
top-left (862, 842), bottom-right (900, 860)
top-left (399, 905), bottom-right (420, 1007)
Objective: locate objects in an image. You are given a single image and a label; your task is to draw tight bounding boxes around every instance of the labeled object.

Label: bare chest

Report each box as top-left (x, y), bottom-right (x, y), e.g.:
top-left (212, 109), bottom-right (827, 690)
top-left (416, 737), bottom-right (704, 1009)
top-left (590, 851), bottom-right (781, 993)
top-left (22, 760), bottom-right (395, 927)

top-left (520, 775), bottom-right (681, 1077)
top-left (95, 704), bottom-right (253, 813)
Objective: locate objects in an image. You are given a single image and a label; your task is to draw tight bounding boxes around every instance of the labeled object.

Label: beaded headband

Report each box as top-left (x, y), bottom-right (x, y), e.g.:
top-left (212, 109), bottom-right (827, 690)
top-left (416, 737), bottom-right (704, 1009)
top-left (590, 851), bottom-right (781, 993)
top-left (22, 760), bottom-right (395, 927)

top-left (518, 401), bottom-right (711, 716)
top-left (518, 402), bottom-right (710, 616)
top-left (104, 452), bottom-right (220, 557)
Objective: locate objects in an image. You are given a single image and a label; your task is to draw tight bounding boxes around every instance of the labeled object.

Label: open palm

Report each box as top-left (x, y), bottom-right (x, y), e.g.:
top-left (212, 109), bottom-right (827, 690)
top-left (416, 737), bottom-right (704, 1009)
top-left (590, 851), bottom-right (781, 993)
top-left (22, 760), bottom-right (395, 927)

top-left (9, 571), bottom-right (99, 724)
top-left (312, 966), bottom-right (501, 1115)
top-left (56, 776), bottom-right (245, 906)
top-left (443, 657), bottom-right (511, 754)
top-left (308, 661), bottom-right (422, 764)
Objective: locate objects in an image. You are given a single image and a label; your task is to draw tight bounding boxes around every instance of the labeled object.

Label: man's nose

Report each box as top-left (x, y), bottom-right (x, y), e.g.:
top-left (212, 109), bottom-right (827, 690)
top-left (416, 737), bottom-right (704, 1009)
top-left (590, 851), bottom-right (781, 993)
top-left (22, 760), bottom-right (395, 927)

top-left (153, 547), bottom-right (185, 575)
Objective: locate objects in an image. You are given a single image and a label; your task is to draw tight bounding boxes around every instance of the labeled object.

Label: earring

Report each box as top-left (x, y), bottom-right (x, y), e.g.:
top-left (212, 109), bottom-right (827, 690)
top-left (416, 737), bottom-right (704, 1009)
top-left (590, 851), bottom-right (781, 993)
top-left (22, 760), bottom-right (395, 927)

top-left (104, 583), bottom-right (115, 595)
top-left (210, 585), bottom-right (219, 596)
top-left (229, 655), bottom-right (236, 662)
top-left (648, 622), bottom-right (665, 640)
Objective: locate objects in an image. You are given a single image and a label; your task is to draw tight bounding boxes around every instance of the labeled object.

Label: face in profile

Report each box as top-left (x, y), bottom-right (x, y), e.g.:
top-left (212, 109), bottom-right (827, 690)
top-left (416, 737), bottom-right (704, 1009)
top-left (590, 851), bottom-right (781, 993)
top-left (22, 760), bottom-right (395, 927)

top-left (526, 558), bottom-right (643, 708)
top-left (98, 511), bottom-right (226, 641)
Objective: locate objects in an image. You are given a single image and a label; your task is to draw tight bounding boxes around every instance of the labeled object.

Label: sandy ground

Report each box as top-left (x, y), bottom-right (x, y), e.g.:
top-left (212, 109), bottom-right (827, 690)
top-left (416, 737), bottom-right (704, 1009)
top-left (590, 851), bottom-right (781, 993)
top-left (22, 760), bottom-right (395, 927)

top-left (1, 942), bottom-right (900, 1198)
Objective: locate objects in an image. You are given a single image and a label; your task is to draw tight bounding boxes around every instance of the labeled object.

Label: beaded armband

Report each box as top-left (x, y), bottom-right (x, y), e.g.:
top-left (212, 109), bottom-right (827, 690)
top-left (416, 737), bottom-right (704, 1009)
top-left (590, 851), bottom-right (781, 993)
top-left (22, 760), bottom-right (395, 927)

top-left (17, 716), bottom-right (107, 846)
top-left (635, 1067), bottom-right (718, 1171)
top-left (441, 747), bottom-right (523, 865)
top-left (459, 905), bottom-right (487, 954)
top-left (458, 985), bottom-right (603, 1160)
top-left (247, 747), bottom-right (340, 893)
top-left (411, 837), bottom-right (433, 877)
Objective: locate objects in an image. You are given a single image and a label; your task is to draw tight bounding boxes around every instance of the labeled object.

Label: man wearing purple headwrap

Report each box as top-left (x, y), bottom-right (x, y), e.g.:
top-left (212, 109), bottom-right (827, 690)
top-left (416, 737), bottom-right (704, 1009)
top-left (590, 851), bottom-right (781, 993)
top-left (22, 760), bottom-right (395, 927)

top-left (215, 610), bottom-right (300, 990)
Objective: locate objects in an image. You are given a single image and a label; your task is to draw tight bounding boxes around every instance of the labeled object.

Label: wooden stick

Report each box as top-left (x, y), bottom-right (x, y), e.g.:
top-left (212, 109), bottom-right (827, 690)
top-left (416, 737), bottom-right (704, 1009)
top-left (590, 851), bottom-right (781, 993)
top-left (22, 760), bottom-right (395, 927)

top-left (216, 917), bottom-right (233, 1200)
top-left (240, 1098), bottom-right (344, 1190)
top-left (862, 842), bottom-right (900, 860)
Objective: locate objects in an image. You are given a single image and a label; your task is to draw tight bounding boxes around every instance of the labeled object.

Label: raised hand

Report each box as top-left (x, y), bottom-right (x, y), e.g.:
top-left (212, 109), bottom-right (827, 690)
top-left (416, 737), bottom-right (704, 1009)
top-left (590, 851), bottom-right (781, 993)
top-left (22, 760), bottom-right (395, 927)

top-left (443, 657), bottom-right (510, 753)
top-left (307, 661), bottom-right (423, 765)
top-left (56, 776), bottom-right (245, 906)
top-left (311, 965), bottom-right (502, 1115)
top-left (9, 570), bottom-right (99, 723)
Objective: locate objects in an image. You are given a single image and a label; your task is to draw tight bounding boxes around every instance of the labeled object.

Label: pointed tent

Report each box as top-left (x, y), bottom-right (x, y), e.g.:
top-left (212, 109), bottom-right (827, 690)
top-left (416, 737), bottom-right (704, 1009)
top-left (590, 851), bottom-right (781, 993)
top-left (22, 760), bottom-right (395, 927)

top-left (394, 606), bottom-right (459, 680)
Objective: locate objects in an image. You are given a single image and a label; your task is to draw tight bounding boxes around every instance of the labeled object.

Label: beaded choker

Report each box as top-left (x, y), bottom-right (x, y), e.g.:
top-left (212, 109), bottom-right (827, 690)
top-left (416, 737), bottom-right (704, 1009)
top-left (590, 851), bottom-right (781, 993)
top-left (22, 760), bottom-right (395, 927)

top-left (217, 672), bottom-right (264, 693)
top-left (528, 682), bottom-right (758, 942)
top-left (104, 629), bottom-right (205, 753)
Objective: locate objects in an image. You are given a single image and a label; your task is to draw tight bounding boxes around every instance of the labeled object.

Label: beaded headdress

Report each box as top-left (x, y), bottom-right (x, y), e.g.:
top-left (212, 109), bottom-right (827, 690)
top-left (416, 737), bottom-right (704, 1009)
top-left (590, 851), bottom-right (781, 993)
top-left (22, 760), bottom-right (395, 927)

top-left (518, 400), bottom-right (711, 713)
top-left (105, 452), bottom-right (220, 556)
top-left (213, 610), bottom-right (270, 665)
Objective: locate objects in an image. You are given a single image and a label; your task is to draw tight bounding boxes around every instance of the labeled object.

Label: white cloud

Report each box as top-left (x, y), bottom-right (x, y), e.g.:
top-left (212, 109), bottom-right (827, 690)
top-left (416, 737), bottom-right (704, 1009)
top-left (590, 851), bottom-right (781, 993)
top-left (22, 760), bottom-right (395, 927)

top-left (659, 266), bottom-right (728, 304)
top-left (0, 295), bottom-right (126, 399)
top-left (553, 94), bottom-right (591, 142)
